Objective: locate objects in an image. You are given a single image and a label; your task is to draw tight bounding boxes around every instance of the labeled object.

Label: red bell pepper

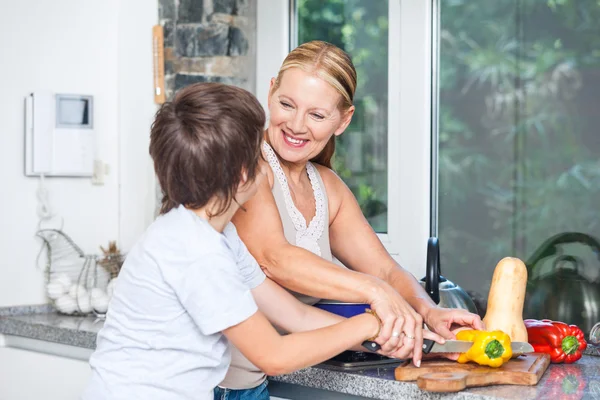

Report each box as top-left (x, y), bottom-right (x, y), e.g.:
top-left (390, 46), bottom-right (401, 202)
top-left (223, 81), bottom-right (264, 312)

top-left (524, 319), bottom-right (587, 364)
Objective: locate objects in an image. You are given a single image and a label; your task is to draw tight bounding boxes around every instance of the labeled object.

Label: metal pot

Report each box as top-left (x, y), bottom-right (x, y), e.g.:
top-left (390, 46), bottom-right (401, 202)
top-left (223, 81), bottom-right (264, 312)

top-left (419, 237), bottom-right (478, 314)
top-left (524, 232), bottom-right (600, 338)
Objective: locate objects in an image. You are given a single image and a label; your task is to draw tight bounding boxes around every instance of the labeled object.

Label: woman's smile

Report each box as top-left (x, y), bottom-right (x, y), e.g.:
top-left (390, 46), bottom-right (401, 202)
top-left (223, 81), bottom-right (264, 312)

top-left (281, 129), bottom-right (309, 148)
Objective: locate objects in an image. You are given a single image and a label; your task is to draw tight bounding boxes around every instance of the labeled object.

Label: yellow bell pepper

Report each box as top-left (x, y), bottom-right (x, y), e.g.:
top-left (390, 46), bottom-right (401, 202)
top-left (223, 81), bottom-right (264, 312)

top-left (456, 330), bottom-right (513, 368)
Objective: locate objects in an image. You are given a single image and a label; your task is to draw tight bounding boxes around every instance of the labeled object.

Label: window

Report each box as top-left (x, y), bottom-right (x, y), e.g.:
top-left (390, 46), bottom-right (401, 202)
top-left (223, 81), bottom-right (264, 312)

top-left (435, 1), bottom-right (600, 330)
top-left (265, 0), bottom-right (434, 274)
top-left (258, 0), bottom-right (434, 275)
top-left (295, 0), bottom-right (390, 233)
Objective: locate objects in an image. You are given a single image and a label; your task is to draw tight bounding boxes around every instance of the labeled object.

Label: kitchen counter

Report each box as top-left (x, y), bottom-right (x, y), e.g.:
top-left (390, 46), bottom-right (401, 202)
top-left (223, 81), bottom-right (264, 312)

top-left (1, 305), bottom-right (599, 400)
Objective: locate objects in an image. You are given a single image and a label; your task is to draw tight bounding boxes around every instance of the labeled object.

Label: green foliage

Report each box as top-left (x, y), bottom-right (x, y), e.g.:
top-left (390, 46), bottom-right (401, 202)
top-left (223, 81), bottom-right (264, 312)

top-left (438, 0), bottom-right (600, 289)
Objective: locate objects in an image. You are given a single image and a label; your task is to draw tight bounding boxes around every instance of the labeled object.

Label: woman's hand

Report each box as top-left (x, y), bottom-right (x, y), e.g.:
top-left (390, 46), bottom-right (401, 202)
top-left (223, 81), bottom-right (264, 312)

top-left (368, 284), bottom-right (446, 367)
top-left (422, 306), bottom-right (484, 340)
top-left (419, 307), bottom-right (484, 360)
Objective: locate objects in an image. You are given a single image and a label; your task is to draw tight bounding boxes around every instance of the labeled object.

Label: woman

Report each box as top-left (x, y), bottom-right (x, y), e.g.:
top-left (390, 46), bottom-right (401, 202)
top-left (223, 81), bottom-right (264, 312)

top-left (216, 41), bottom-right (483, 400)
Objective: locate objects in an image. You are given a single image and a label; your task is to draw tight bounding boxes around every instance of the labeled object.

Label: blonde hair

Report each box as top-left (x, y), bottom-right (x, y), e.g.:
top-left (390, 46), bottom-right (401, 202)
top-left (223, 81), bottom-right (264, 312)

top-left (271, 41), bottom-right (357, 168)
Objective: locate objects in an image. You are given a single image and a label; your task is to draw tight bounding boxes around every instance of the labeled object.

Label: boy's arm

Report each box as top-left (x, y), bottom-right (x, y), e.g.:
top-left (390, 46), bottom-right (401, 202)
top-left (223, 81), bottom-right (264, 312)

top-left (251, 278), bottom-right (369, 352)
top-left (223, 308), bottom-right (378, 376)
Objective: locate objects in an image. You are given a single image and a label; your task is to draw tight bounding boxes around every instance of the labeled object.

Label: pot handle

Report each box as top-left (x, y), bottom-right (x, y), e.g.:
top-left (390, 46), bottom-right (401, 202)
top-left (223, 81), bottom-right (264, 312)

top-left (526, 232), bottom-right (600, 278)
top-left (425, 237), bottom-right (440, 304)
top-left (552, 254), bottom-right (584, 273)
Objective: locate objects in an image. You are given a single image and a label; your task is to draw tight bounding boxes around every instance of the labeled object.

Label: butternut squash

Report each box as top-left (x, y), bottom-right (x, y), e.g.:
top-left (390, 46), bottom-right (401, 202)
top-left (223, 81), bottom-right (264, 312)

top-left (482, 257), bottom-right (528, 342)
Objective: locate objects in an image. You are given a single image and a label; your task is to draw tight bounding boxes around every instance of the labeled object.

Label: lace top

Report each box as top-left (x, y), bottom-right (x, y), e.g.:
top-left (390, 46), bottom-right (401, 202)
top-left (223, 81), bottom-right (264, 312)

top-left (262, 142), bottom-right (326, 256)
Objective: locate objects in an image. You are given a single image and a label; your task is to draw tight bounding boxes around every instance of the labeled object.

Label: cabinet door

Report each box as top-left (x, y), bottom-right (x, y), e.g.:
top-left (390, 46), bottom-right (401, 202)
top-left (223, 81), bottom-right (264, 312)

top-left (0, 347), bottom-right (90, 400)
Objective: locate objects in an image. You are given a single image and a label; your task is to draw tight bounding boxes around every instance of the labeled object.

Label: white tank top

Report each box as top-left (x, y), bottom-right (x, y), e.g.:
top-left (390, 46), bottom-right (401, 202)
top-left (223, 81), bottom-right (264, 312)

top-left (219, 142), bottom-right (333, 389)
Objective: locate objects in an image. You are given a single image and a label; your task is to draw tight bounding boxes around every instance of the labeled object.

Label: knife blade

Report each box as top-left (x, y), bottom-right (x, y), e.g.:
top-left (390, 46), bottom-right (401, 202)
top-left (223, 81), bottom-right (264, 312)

top-left (422, 339), bottom-right (534, 355)
top-left (361, 339), bottom-right (534, 355)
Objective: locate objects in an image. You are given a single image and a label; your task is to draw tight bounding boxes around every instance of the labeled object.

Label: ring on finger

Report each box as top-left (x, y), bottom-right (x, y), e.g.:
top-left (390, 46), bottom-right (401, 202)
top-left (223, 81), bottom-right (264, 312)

top-left (405, 334), bottom-right (415, 340)
top-left (391, 331), bottom-right (401, 338)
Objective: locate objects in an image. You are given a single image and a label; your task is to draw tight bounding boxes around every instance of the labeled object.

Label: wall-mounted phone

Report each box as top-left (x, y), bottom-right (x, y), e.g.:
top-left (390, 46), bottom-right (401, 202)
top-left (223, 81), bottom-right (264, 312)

top-left (25, 92), bottom-right (95, 177)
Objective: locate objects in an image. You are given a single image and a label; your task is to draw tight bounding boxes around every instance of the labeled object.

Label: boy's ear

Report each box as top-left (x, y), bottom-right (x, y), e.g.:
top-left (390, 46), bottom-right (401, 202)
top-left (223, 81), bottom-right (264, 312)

top-left (240, 168), bottom-right (249, 184)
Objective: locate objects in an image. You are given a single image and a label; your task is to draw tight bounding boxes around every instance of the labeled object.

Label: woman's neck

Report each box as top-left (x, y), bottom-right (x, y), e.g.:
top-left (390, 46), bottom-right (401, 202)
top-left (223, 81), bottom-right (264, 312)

top-left (279, 158), bottom-right (308, 185)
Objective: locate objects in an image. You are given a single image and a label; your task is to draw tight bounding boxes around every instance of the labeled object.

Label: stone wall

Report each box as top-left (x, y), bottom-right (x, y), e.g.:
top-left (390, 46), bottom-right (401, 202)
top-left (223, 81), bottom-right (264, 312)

top-left (158, 0), bottom-right (256, 100)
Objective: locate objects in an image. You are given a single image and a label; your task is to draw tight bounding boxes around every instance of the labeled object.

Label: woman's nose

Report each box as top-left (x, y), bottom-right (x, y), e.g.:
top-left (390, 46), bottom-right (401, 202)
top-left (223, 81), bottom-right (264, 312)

top-left (288, 112), bottom-right (307, 134)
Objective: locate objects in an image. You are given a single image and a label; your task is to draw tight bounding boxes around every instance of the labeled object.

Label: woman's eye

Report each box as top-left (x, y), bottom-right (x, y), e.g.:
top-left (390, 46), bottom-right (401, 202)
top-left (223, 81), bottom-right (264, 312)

top-left (311, 113), bottom-right (325, 120)
top-left (280, 101), bottom-right (292, 109)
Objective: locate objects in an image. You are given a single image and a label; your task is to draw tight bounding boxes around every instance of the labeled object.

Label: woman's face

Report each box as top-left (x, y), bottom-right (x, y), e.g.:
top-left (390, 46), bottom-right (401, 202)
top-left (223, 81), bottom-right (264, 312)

top-left (267, 67), bottom-right (354, 165)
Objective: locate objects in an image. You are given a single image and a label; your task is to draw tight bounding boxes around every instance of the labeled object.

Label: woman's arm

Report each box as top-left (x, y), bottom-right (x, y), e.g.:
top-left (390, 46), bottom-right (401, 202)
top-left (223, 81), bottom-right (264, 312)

top-left (321, 166), bottom-right (483, 339)
top-left (321, 166), bottom-right (437, 316)
top-left (232, 172), bottom-right (385, 307)
top-left (223, 309), bottom-right (378, 376)
top-left (232, 174), bottom-right (440, 364)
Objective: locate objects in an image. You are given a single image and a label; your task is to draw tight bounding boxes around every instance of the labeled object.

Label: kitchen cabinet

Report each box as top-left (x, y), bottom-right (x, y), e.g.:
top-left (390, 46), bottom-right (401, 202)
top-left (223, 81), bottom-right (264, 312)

top-left (0, 347), bottom-right (90, 400)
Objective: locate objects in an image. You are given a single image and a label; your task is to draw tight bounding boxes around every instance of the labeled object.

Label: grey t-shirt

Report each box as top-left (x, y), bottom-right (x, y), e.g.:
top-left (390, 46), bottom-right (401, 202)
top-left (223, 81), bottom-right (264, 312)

top-left (83, 205), bottom-right (265, 400)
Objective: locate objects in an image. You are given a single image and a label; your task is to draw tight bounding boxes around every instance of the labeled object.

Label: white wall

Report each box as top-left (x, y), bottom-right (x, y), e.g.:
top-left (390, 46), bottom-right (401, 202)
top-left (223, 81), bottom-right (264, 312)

top-left (0, 0), bottom-right (157, 307)
top-left (118, 0), bottom-right (159, 249)
top-left (0, 347), bottom-right (91, 400)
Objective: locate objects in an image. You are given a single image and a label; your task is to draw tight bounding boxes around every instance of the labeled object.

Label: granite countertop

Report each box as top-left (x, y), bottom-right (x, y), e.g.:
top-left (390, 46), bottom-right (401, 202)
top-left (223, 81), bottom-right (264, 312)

top-left (1, 305), bottom-right (599, 400)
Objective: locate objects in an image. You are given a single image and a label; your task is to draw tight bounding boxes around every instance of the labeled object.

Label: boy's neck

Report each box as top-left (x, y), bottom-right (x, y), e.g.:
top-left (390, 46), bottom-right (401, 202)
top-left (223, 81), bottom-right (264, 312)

top-left (188, 200), bottom-right (238, 233)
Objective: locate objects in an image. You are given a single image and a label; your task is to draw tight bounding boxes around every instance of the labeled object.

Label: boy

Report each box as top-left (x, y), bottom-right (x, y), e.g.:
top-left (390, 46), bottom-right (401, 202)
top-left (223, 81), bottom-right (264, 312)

top-left (82, 83), bottom-right (383, 400)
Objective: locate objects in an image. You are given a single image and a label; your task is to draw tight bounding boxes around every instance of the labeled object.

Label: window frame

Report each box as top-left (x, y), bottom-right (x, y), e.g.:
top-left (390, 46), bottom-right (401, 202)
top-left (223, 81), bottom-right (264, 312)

top-left (256, 0), bottom-right (435, 277)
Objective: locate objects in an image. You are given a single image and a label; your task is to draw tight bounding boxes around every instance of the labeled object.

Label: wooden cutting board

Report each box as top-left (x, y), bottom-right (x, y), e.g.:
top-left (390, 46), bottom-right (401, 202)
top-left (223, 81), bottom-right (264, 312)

top-left (395, 353), bottom-right (551, 393)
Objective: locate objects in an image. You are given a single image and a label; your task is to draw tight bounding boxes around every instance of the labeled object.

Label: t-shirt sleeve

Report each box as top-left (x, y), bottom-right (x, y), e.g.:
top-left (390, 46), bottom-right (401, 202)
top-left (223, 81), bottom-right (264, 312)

top-left (169, 252), bottom-right (258, 336)
top-left (225, 223), bottom-right (266, 289)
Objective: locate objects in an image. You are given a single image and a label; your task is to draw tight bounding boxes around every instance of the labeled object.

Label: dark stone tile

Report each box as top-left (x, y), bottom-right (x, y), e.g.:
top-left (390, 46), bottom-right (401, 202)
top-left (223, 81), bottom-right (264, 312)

top-left (219, 77), bottom-right (246, 87)
top-left (158, 0), bottom-right (175, 20)
top-left (178, 0), bottom-right (204, 23)
top-left (228, 26), bottom-right (248, 56)
top-left (162, 20), bottom-right (175, 48)
top-left (165, 60), bottom-right (175, 76)
top-left (174, 74), bottom-right (244, 91)
top-left (165, 74), bottom-right (176, 100)
top-left (235, 0), bottom-right (249, 16)
top-left (174, 74), bottom-right (210, 91)
top-left (214, 0), bottom-right (236, 14)
top-left (175, 22), bottom-right (230, 57)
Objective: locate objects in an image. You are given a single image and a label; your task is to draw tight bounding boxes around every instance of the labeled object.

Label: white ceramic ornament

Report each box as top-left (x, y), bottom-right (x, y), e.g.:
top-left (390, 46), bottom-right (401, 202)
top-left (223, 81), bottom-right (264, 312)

top-left (68, 284), bottom-right (88, 299)
top-left (55, 294), bottom-right (77, 314)
top-left (46, 282), bottom-right (65, 300)
top-left (54, 274), bottom-right (73, 292)
top-left (90, 289), bottom-right (109, 313)
top-left (75, 294), bottom-right (92, 313)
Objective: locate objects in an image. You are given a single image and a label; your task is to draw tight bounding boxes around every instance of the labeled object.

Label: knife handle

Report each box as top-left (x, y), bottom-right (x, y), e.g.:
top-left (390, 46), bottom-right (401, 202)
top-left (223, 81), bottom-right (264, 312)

top-left (422, 338), bottom-right (435, 354)
top-left (365, 339), bottom-right (436, 353)
top-left (362, 340), bottom-right (381, 352)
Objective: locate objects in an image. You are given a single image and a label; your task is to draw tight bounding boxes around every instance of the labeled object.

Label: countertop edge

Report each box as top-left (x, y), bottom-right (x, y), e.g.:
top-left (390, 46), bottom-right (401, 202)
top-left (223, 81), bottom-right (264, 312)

top-left (2, 305), bottom-right (599, 400)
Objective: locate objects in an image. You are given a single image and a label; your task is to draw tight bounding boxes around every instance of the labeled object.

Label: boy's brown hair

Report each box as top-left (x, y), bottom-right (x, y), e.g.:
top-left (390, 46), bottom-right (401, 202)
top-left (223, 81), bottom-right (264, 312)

top-left (149, 82), bottom-right (265, 215)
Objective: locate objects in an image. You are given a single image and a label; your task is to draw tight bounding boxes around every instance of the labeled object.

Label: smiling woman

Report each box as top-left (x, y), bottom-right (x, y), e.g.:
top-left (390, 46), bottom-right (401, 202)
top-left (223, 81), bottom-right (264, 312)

top-left (218, 39), bottom-right (482, 400)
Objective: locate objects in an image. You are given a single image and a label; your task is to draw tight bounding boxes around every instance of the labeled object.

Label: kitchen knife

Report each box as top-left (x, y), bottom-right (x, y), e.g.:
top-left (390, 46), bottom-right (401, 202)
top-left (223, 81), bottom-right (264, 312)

top-left (422, 339), bottom-right (534, 355)
top-left (362, 339), bottom-right (534, 355)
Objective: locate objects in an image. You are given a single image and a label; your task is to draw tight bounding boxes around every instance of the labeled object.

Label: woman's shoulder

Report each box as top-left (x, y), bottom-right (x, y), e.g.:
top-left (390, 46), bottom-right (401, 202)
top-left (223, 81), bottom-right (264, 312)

top-left (311, 163), bottom-right (346, 191)
top-left (310, 163), bottom-right (350, 212)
